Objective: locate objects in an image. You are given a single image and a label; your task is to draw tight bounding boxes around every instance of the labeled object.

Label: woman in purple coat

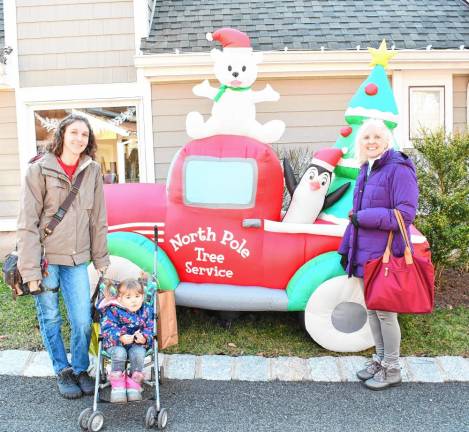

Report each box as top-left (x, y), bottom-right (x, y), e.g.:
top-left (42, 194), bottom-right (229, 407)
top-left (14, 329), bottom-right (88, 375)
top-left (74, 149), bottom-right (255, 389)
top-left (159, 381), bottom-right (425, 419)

top-left (338, 119), bottom-right (419, 390)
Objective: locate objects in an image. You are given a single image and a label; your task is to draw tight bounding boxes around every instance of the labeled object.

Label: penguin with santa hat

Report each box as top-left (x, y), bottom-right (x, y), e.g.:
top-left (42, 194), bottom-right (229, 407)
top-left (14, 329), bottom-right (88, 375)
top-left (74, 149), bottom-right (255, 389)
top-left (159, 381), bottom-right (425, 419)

top-left (283, 148), bottom-right (351, 224)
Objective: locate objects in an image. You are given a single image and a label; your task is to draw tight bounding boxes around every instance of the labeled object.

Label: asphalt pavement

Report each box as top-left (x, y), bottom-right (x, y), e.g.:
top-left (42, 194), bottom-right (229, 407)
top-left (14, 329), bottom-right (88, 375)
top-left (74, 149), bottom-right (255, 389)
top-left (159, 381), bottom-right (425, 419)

top-left (0, 376), bottom-right (468, 432)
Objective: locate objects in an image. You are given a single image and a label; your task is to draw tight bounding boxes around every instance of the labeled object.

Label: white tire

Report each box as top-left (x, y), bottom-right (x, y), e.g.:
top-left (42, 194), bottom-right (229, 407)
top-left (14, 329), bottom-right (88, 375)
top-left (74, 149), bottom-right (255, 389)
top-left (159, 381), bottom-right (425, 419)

top-left (304, 275), bottom-right (374, 352)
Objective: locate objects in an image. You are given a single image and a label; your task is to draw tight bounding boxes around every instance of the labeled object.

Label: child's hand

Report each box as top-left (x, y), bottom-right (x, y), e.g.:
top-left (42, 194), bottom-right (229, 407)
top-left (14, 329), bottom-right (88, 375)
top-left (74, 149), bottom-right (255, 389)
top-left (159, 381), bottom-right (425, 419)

top-left (120, 334), bottom-right (134, 345)
top-left (134, 330), bottom-right (146, 345)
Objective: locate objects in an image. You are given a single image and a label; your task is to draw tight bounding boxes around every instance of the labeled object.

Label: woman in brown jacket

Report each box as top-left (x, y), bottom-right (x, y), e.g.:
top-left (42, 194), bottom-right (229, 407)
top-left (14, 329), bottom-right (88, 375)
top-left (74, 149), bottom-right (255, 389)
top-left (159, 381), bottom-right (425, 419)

top-left (17, 114), bottom-right (110, 399)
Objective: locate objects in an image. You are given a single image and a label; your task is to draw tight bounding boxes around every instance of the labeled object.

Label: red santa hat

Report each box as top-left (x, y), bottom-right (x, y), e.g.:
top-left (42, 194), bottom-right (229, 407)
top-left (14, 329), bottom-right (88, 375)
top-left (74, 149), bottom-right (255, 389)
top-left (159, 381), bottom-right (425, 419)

top-left (206, 28), bottom-right (252, 50)
top-left (311, 148), bottom-right (346, 172)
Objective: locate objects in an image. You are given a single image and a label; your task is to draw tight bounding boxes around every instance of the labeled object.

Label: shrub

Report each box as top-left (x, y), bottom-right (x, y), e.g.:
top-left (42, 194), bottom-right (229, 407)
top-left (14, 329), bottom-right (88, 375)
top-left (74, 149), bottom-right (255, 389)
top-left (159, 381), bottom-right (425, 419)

top-left (410, 129), bottom-right (469, 286)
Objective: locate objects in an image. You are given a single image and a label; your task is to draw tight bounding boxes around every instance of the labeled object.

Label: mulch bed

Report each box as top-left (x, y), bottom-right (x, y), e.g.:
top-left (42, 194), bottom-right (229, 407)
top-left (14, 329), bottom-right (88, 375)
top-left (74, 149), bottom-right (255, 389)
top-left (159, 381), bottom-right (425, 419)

top-left (435, 268), bottom-right (469, 308)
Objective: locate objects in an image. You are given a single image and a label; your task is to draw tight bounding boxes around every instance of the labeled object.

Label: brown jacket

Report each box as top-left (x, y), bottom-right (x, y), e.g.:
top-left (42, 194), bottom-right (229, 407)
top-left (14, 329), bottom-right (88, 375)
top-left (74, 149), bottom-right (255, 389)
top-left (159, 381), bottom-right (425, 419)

top-left (17, 152), bottom-right (110, 283)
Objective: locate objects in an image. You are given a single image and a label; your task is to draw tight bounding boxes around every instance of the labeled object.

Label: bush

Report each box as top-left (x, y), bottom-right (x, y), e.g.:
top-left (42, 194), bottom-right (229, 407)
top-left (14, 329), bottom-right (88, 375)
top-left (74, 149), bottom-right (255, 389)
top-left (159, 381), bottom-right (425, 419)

top-left (410, 129), bottom-right (469, 286)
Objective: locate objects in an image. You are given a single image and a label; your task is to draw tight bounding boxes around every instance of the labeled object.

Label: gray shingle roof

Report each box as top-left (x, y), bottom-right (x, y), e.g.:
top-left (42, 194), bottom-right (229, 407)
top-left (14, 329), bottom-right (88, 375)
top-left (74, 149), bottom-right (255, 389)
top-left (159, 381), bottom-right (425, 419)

top-left (0, 0), bottom-right (4, 48)
top-left (141, 0), bottom-right (469, 53)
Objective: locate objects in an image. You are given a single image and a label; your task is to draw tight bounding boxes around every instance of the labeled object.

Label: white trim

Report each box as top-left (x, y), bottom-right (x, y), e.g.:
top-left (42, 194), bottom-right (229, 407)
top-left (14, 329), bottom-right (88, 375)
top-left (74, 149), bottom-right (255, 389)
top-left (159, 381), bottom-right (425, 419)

top-left (337, 158), bottom-right (360, 169)
top-left (395, 71), bottom-right (453, 148)
top-left (409, 86), bottom-right (446, 140)
top-left (317, 213), bottom-right (349, 225)
top-left (1, 0), bottom-right (19, 89)
top-left (135, 50), bottom-right (469, 82)
top-left (467, 81), bottom-right (469, 126)
top-left (264, 218), bottom-right (427, 244)
top-left (137, 68), bottom-right (156, 182)
top-left (108, 222), bottom-right (164, 230)
top-left (15, 83), bottom-right (155, 183)
top-left (133, 0), bottom-right (151, 54)
top-left (264, 219), bottom-right (346, 237)
top-left (392, 70), bottom-right (406, 148)
top-left (0, 219), bottom-right (17, 232)
top-left (311, 158), bottom-right (334, 172)
top-left (345, 107), bottom-right (399, 124)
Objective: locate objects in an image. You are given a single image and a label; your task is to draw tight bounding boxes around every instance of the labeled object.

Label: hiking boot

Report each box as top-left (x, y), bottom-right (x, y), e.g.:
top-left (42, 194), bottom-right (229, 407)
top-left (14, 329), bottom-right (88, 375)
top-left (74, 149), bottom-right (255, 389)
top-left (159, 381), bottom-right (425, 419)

top-left (357, 355), bottom-right (382, 381)
top-left (57, 367), bottom-right (82, 399)
top-left (364, 366), bottom-right (402, 390)
top-left (110, 371), bottom-right (127, 403)
top-left (126, 371), bottom-right (144, 402)
top-left (74, 371), bottom-right (95, 396)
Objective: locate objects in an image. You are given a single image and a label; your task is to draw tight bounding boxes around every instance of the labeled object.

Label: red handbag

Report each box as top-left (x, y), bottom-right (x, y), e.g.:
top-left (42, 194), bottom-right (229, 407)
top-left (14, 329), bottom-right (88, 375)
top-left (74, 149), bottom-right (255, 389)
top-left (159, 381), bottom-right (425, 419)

top-left (364, 209), bottom-right (434, 314)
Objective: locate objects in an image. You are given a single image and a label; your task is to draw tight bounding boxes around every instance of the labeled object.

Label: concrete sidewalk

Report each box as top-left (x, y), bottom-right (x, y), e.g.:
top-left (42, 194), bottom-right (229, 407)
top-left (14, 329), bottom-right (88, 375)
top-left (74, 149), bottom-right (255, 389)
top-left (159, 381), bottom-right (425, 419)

top-left (1, 350), bottom-right (468, 382)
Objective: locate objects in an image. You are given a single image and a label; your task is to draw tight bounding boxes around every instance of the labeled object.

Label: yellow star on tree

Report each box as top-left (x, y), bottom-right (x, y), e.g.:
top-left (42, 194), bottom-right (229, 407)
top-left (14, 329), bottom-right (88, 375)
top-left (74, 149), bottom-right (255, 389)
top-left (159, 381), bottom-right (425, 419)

top-left (368, 40), bottom-right (397, 68)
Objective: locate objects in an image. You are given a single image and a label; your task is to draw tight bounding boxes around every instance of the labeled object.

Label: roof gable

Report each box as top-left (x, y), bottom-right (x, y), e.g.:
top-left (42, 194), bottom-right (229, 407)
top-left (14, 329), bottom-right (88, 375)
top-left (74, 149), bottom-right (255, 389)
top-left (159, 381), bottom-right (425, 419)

top-left (142, 0), bottom-right (469, 53)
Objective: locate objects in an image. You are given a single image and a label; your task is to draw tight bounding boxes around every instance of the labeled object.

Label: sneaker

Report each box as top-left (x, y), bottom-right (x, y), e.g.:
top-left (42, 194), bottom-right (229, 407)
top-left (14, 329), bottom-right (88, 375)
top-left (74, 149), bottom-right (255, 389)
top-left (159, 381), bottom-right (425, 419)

top-left (126, 371), bottom-right (144, 402)
top-left (74, 371), bottom-right (95, 396)
top-left (364, 366), bottom-right (402, 390)
top-left (57, 367), bottom-right (82, 399)
top-left (356, 356), bottom-right (382, 381)
top-left (109, 371), bottom-right (127, 403)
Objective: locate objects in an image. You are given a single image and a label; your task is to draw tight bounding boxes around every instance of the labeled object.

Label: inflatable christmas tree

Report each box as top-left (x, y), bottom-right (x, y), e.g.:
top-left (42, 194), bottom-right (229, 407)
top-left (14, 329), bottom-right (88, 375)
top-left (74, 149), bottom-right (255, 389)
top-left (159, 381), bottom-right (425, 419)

top-left (321, 40), bottom-right (399, 222)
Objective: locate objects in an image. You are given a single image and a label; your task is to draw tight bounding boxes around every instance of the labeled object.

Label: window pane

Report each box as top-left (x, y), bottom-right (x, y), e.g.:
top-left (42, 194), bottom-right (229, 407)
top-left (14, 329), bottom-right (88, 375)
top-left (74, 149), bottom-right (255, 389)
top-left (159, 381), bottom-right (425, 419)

top-left (184, 157), bottom-right (257, 207)
top-left (34, 106), bottom-right (139, 183)
top-left (409, 87), bottom-right (444, 139)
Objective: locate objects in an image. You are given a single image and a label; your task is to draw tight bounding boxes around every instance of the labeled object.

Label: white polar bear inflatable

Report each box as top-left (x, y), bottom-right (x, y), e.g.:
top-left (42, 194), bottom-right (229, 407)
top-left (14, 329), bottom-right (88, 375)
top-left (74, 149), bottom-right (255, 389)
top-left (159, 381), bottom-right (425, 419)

top-left (186, 28), bottom-right (285, 144)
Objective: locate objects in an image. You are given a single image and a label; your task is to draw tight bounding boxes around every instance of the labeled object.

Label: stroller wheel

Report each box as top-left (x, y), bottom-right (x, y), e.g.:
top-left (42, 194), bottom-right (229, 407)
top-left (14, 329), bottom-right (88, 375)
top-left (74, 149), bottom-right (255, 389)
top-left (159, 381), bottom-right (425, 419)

top-left (78, 408), bottom-right (92, 430)
top-left (157, 408), bottom-right (168, 429)
top-left (87, 410), bottom-right (104, 432)
top-left (145, 405), bottom-right (156, 429)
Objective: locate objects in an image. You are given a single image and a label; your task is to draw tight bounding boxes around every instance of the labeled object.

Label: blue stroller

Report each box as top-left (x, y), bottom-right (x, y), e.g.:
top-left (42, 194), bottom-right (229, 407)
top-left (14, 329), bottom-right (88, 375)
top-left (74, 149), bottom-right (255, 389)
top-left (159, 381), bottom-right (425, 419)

top-left (78, 227), bottom-right (168, 431)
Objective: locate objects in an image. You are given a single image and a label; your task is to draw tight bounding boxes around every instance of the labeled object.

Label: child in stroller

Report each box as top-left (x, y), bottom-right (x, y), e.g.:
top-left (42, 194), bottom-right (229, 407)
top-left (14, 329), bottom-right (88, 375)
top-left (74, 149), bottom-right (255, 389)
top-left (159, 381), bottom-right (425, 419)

top-left (98, 277), bottom-right (154, 403)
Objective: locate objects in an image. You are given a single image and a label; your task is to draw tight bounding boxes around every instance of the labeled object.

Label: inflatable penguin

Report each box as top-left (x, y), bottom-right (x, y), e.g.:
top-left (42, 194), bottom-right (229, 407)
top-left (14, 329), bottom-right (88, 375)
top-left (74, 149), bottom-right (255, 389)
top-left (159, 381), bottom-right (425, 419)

top-left (283, 148), bottom-right (350, 224)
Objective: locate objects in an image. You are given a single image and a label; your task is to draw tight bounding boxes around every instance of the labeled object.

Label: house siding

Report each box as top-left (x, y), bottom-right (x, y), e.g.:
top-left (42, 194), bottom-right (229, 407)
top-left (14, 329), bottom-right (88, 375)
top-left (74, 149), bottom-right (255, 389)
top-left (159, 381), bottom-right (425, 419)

top-left (16, 0), bottom-right (136, 87)
top-left (151, 77), bottom-right (363, 182)
top-left (453, 75), bottom-right (468, 133)
top-left (0, 90), bottom-right (20, 221)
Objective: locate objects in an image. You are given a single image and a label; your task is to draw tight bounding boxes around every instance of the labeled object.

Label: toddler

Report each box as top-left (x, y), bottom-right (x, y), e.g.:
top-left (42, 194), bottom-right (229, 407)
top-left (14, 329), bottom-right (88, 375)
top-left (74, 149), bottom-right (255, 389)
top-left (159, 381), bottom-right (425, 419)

top-left (99, 278), bottom-right (153, 403)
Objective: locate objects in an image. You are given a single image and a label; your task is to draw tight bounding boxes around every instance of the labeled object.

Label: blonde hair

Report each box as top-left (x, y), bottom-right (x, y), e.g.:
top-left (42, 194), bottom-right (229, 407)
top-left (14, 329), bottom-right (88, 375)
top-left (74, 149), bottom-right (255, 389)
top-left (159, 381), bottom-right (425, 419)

top-left (355, 119), bottom-right (393, 165)
top-left (117, 278), bottom-right (144, 296)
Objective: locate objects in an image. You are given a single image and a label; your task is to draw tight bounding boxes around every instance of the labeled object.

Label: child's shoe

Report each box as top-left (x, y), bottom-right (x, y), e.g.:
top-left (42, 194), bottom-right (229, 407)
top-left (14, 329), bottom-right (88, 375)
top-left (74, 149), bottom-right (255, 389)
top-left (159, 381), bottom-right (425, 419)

top-left (126, 371), bottom-right (144, 402)
top-left (109, 371), bottom-right (127, 403)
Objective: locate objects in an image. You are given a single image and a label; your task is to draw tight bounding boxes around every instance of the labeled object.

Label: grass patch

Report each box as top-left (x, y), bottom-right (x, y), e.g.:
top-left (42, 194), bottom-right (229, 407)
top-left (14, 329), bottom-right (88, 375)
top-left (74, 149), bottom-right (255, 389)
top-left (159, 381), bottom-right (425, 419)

top-left (1, 278), bottom-right (467, 356)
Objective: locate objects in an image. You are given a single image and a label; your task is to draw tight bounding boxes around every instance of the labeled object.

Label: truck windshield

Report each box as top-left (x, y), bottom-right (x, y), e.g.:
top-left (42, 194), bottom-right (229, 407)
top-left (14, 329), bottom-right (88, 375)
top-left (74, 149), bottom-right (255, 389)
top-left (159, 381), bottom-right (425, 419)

top-left (183, 157), bottom-right (257, 208)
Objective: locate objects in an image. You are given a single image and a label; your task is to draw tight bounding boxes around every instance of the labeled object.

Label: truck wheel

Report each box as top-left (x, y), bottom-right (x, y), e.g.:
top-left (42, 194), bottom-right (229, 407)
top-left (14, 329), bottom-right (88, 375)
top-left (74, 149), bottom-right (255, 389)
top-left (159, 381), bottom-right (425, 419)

top-left (304, 275), bottom-right (373, 352)
top-left (88, 255), bottom-right (142, 290)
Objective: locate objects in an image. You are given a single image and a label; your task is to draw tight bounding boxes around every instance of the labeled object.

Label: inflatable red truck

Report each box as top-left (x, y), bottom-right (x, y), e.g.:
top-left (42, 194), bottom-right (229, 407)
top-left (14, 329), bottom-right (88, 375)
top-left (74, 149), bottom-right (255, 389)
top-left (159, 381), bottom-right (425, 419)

top-left (102, 133), bottom-right (430, 353)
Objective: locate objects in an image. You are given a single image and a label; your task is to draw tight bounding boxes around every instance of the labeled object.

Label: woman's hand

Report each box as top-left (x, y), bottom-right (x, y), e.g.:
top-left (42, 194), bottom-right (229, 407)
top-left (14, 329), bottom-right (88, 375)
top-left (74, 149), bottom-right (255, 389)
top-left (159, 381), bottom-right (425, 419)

top-left (28, 280), bottom-right (42, 294)
top-left (119, 334), bottom-right (134, 345)
top-left (348, 210), bottom-right (359, 228)
top-left (134, 330), bottom-right (146, 345)
top-left (98, 266), bottom-right (108, 277)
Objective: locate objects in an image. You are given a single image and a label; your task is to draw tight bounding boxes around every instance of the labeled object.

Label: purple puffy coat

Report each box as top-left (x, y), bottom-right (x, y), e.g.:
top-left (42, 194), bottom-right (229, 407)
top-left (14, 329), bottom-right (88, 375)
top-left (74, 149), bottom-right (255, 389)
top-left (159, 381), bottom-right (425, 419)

top-left (338, 149), bottom-right (419, 277)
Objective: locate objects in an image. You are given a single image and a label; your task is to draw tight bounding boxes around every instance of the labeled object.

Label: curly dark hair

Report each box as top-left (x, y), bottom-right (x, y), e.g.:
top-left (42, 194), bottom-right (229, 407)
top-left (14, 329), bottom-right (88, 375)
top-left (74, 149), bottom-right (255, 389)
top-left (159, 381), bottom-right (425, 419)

top-left (46, 114), bottom-right (97, 160)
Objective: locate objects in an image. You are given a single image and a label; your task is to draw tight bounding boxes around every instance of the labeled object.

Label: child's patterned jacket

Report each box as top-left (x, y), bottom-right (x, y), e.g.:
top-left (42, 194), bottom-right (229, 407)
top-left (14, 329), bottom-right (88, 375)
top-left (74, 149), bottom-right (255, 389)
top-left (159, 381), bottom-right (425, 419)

top-left (99, 299), bottom-right (154, 351)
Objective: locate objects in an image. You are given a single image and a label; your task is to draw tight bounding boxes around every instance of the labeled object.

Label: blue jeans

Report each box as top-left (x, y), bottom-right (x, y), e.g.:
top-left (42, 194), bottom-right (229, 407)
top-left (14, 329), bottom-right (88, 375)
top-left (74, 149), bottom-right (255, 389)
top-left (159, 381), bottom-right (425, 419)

top-left (108, 345), bottom-right (147, 374)
top-left (34, 263), bottom-right (91, 375)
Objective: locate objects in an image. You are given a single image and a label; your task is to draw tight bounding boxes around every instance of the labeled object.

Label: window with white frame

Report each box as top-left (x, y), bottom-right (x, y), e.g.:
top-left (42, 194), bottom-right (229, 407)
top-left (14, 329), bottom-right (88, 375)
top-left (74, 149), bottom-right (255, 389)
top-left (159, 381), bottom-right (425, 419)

top-left (409, 86), bottom-right (445, 139)
top-left (34, 106), bottom-right (140, 183)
